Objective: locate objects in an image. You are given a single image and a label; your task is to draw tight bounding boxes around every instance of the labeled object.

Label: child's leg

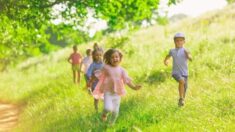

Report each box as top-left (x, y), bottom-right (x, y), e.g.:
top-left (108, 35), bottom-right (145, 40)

top-left (84, 74), bottom-right (89, 85)
top-left (77, 71), bottom-right (80, 83)
top-left (72, 70), bottom-right (76, 83)
top-left (102, 92), bottom-right (113, 121)
top-left (178, 80), bottom-right (185, 107)
top-left (94, 99), bottom-right (99, 112)
top-left (183, 76), bottom-right (188, 98)
top-left (110, 94), bottom-right (121, 124)
top-left (173, 74), bottom-right (186, 106)
top-left (178, 79), bottom-right (185, 99)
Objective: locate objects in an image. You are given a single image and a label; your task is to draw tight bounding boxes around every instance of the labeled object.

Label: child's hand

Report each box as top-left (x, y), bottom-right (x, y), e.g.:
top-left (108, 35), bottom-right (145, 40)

top-left (164, 55), bottom-right (171, 66)
top-left (87, 88), bottom-right (92, 95)
top-left (87, 82), bottom-right (91, 88)
top-left (134, 85), bottom-right (141, 90)
top-left (184, 49), bottom-right (192, 61)
top-left (127, 82), bottom-right (142, 90)
top-left (164, 60), bottom-right (169, 66)
top-left (184, 49), bottom-right (189, 55)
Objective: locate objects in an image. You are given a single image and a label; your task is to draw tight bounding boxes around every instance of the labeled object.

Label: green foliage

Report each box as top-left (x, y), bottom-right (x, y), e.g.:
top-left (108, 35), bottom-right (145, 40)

top-left (0, 0), bottom-right (174, 71)
top-left (46, 24), bottom-right (90, 47)
top-left (96, 0), bottom-right (160, 30)
top-left (0, 16), bottom-right (58, 69)
top-left (92, 31), bottom-right (104, 41)
top-left (0, 0), bottom-right (178, 70)
top-left (0, 0), bottom-right (51, 28)
top-left (227, 0), bottom-right (235, 4)
top-left (157, 16), bottom-right (169, 25)
top-left (0, 0), bottom-right (177, 30)
top-left (105, 36), bottom-right (129, 49)
top-left (104, 35), bottom-right (137, 57)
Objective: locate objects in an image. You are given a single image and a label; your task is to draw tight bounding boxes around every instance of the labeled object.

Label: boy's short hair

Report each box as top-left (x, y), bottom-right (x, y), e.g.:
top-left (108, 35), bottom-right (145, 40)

top-left (86, 49), bottom-right (92, 55)
top-left (174, 32), bottom-right (185, 40)
top-left (73, 45), bottom-right (77, 50)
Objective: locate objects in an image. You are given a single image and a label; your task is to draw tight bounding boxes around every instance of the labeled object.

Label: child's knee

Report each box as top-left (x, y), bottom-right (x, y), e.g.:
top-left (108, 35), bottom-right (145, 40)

top-left (179, 79), bottom-right (185, 84)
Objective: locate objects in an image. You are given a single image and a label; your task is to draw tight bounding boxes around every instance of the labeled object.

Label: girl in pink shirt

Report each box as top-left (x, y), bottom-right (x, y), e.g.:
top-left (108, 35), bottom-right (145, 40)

top-left (92, 49), bottom-right (141, 125)
top-left (68, 45), bottom-right (82, 84)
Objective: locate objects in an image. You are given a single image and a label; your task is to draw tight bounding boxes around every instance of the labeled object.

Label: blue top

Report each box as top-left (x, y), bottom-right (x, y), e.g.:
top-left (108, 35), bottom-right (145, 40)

top-left (169, 47), bottom-right (188, 76)
top-left (86, 61), bottom-right (103, 90)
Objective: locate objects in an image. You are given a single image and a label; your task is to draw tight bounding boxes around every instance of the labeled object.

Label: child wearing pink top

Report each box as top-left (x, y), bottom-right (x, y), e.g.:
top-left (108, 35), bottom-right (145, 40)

top-left (68, 45), bottom-right (82, 84)
top-left (92, 49), bottom-right (141, 125)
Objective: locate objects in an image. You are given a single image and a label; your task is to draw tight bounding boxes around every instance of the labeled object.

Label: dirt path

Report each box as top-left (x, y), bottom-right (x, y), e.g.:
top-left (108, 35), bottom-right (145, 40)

top-left (0, 102), bottom-right (20, 132)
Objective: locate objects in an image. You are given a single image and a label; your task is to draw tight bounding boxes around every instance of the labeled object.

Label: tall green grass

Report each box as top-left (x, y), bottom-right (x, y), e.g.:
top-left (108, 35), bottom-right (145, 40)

top-left (0, 4), bottom-right (235, 132)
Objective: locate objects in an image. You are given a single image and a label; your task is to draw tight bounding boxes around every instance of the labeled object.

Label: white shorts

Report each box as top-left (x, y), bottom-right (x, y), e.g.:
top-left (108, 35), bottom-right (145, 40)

top-left (104, 92), bottom-right (121, 114)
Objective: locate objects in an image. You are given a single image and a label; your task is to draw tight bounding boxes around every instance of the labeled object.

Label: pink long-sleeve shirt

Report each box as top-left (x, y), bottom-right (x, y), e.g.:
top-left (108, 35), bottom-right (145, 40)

top-left (92, 64), bottom-right (132, 99)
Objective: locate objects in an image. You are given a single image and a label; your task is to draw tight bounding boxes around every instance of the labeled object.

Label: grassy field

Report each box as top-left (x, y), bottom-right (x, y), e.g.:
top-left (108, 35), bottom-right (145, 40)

top-left (0, 4), bottom-right (235, 132)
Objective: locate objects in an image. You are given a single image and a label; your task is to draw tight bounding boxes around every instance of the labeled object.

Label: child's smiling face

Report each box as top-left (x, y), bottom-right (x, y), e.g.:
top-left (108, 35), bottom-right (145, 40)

top-left (110, 52), bottom-right (121, 67)
top-left (174, 37), bottom-right (185, 48)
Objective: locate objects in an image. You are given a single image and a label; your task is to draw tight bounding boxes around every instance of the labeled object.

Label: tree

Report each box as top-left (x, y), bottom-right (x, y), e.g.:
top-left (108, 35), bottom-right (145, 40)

top-left (0, 0), bottom-right (179, 71)
top-left (0, 0), bottom-right (178, 30)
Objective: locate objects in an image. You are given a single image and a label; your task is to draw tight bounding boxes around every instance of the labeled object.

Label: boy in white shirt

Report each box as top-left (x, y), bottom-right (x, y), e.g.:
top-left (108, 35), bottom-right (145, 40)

top-left (164, 32), bottom-right (192, 107)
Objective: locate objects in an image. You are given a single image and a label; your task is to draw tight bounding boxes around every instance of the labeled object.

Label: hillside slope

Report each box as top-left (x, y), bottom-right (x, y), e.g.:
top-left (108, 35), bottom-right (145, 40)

top-left (0, 4), bottom-right (235, 132)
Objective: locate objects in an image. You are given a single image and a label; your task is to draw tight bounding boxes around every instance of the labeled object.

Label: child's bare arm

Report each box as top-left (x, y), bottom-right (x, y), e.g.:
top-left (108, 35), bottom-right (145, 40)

top-left (87, 77), bottom-right (93, 88)
top-left (164, 55), bottom-right (171, 66)
top-left (184, 49), bottom-right (192, 61)
top-left (67, 57), bottom-right (71, 63)
top-left (127, 81), bottom-right (141, 90)
top-left (79, 63), bottom-right (83, 73)
top-left (87, 75), bottom-right (96, 88)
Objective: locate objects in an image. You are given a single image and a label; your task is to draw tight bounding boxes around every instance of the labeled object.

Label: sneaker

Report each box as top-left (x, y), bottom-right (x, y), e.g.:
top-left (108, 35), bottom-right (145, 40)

top-left (178, 98), bottom-right (185, 107)
top-left (101, 114), bottom-right (107, 122)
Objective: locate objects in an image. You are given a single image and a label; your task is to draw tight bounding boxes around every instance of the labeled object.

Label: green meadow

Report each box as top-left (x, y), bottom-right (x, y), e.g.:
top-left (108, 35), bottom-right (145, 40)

top-left (0, 4), bottom-right (235, 132)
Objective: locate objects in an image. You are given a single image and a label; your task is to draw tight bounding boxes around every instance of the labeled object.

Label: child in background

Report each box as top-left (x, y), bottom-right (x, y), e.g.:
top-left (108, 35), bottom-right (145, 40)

top-left (86, 49), bottom-right (104, 112)
top-left (92, 48), bottom-right (141, 125)
top-left (164, 32), bottom-right (192, 107)
top-left (68, 45), bottom-right (82, 84)
top-left (93, 42), bottom-right (99, 50)
top-left (93, 42), bottom-right (104, 52)
top-left (81, 49), bottom-right (92, 85)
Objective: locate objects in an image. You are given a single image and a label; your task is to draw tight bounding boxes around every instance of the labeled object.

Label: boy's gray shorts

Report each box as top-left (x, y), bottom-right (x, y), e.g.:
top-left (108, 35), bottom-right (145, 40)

top-left (172, 74), bottom-right (188, 90)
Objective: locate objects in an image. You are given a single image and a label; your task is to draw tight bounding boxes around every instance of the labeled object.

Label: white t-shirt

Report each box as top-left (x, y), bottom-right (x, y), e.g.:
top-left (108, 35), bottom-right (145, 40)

top-left (169, 47), bottom-right (188, 76)
top-left (81, 56), bottom-right (92, 73)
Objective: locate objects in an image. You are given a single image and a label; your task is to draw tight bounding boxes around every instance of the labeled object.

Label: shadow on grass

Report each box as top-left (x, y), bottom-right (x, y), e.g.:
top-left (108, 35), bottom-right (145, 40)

top-left (137, 70), bottom-right (171, 85)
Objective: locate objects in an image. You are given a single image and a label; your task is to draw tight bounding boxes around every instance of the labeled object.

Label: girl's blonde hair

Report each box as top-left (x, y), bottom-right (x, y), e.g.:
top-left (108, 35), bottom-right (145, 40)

top-left (103, 49), bottom-right (123, 65)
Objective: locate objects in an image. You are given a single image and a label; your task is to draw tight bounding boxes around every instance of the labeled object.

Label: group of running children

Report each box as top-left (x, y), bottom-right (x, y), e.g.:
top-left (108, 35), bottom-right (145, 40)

top-left (67, 33), bottom-right (192, 125)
